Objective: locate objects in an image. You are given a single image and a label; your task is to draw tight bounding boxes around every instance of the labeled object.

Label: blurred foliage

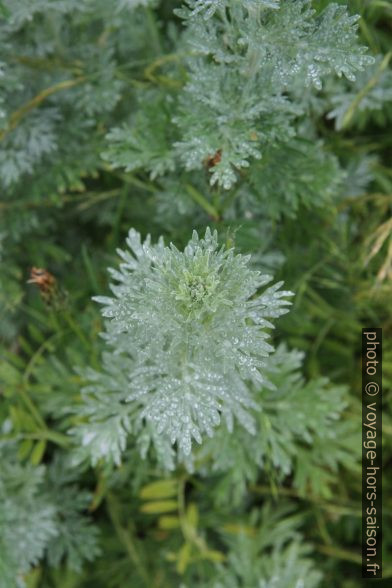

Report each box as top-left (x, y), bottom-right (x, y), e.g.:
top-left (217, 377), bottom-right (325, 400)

top-left (0, 1), bottom-right (391, 587)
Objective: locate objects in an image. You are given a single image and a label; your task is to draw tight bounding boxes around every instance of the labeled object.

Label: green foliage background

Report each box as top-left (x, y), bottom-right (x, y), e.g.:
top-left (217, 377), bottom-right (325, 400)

top-left (0, 1), bottom-right (391, 587)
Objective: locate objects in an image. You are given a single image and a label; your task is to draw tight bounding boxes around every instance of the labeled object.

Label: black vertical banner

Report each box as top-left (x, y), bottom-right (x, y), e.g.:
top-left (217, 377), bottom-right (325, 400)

top-left (362, 328), bottom-right (382, 579)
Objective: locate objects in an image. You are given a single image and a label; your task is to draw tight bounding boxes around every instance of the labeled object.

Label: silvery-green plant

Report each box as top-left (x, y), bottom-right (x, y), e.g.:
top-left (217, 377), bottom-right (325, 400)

top-left (78, 228), bottom-right (293, 465)
top-left (0, 444), bottom-right (99, 586)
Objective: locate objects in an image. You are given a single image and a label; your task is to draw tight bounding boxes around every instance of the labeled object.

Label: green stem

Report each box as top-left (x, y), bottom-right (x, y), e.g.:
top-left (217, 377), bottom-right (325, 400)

top-left (110, 186), bottom-right (128, 247)
top-left (177, 477), bottom-right (209, 554)
top-left (17, 331), bottom-right (72, 447)
top-left (19, 388), bottom-right (47, 430)
top-left (178, 477), bottom-right (187, 526)
top-left (23, 332), bottom-right (63, 387)
top-left (145, 7), bottom-right (162, 56)
top-left (81, 244), bottom-right (101, 293)
top-left (103, 167), bottom-right (158, 193)
top-left (185, 184), bottom-right (220, 220)
top-left (106, 493), bottom-right (150, 587)
top-left (316, 544), bottom-right (362, 565)
top-left (0, 77), bottom-right (86, 141)
top-left (341, 52), bottom-right (391, 129)
top-left (250, 485), bottom-right (362, 516)
top-left (17, 431), bottom-right (71, 447)
top-left (63, 311), bottom-right (90, 348)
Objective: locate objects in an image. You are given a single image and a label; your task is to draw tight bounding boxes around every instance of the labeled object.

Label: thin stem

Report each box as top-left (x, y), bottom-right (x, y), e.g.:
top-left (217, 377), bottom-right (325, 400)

top-left (19, 387), bottom-right (47, 430)
top-left (250, 485), bottom-right (362, 516)
top-left (185, 184), bottom-right (220, 220)
top-left (177, 477), bottom-right (210, 554)
top-left (63, 311), bottom-right (90, 349)
top-left (315, 544), bottom-right (362, 565)
top-left (23, 331), bottom-right (63, 387)
top-left (6, 431), bottom-right (71, 447)
top-left (0, 77), bottom-right (86, 141)
top-left (16, 330), bottom-right (72, 447)
top-left (145, 7), bottom-right (162, 56)
top-left (340, 52), bottom-right (392, 129)
top-left (106, 493), bottom-right (150, 587)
